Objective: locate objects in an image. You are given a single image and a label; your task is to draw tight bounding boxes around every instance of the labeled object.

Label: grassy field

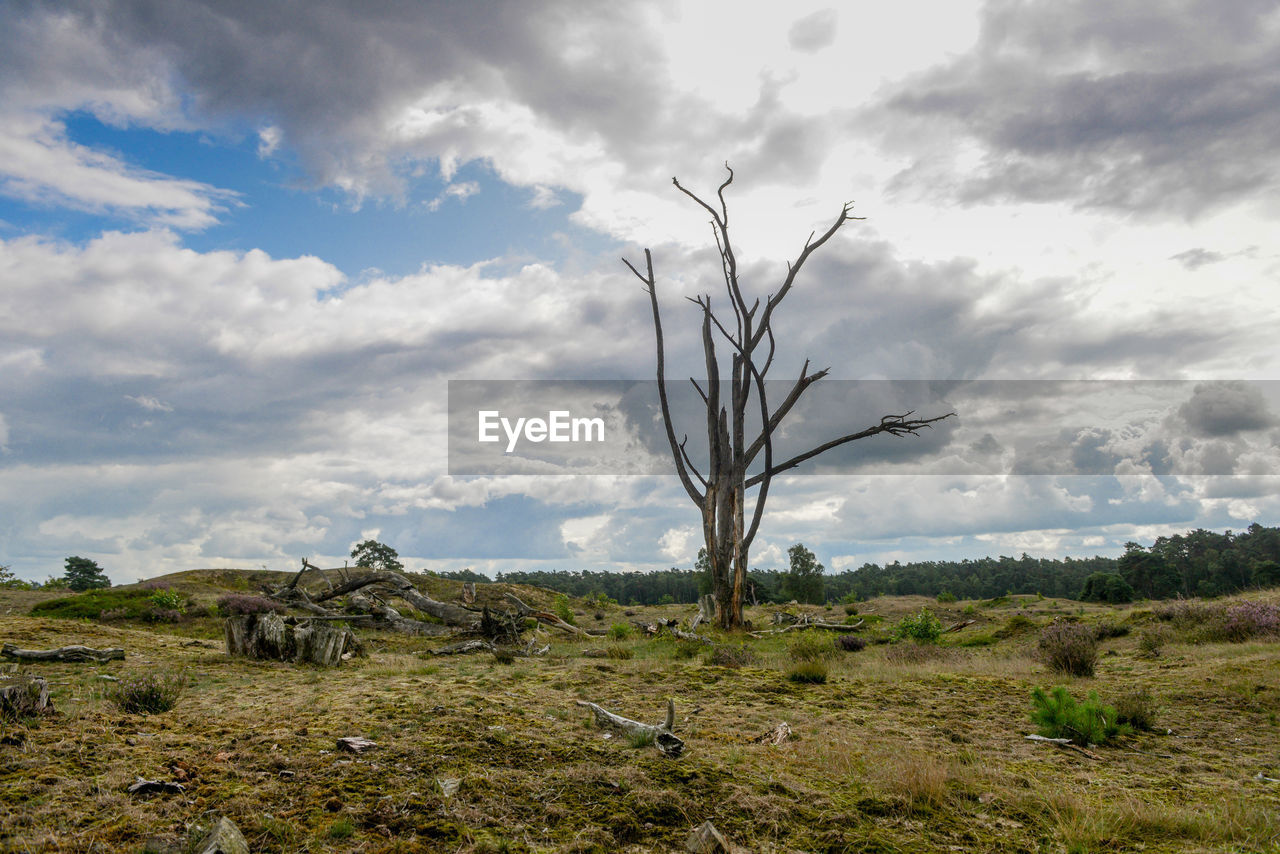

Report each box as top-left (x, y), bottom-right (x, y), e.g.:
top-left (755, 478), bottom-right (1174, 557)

top-left (1, 575), bottom-right (1278, 853)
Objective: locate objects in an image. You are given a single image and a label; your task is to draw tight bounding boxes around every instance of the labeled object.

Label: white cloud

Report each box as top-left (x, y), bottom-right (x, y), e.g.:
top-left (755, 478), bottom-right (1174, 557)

top-left (0, 114), bottom-right (234, 229)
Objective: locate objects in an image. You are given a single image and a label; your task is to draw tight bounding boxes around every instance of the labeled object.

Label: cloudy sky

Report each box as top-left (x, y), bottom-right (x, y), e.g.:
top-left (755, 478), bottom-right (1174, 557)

top-left (2, 0), bottom-right (1278, 584)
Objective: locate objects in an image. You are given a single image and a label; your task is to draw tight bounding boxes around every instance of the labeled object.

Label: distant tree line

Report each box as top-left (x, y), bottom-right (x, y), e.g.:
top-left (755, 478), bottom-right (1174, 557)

top-left (485, 524), bottom-right (1280, 606)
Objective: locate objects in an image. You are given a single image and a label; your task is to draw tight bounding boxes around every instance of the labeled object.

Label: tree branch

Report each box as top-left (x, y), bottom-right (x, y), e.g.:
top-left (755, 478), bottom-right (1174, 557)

top-left (744, 411), bottom-right (955, 488)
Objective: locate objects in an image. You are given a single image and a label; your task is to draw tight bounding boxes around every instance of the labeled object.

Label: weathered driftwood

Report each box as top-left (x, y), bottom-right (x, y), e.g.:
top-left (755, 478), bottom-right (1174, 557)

top-left (312, 567), bottom-right (478, 627)
top-left (691, 594), bottom-right (716, 632)
top-left (1, 643), bottom-right (124, 663)
top-left (430, 639), bottom-right (495, 656)
top-left (671, 627), bottom-right (712, 644)
top-left (347, 590), bottom-right (450, 636)
top-left (337, 736), bottom-right (377, 753)
top-left (270, 559), bottom-right (478, 633)
top-left (685, 820), bottom-right (731, 854)
top-left (751, 614), bottom-right (862, 636)
top-left (576, 698), bottom-right (684, 758)
top-left (461, 582), bottom-right (476, 604)
top-left (754, 722), bottom-right (792, 745)
top-left (0, 674), bottom-right (52, 718)
top-left (127, 777), bottom-right (185, 795)
top-left (504, 593), bottom-right (593, 636)
top-left (192, 817), bottom-right (249, 854)
top-left (224, 613), bottom-right (357, 666)
top-left (942, 618), bottom-right (977, 634)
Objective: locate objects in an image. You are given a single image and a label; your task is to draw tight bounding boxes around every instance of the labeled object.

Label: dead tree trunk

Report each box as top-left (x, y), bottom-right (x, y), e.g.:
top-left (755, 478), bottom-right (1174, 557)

top-left (224, 613), bottom-right (356, 666)
top-left (623, 166), bottom-right (953, 630)
top-left (0, 675), bottom-right (52, 718)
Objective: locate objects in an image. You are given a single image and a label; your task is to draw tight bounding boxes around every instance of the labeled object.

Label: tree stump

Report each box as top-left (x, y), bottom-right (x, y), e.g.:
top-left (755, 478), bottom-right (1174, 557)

top-left (224, 613), bottom-right (356, 666)
top-left (0, 675), bottom-right (51, 719)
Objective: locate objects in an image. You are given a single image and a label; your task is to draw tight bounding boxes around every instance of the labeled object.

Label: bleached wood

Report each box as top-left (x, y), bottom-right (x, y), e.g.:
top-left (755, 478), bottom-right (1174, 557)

top-left (576, 698), bottom-right (684, 757)
top-left (1, 643), bottom-right (124, 663)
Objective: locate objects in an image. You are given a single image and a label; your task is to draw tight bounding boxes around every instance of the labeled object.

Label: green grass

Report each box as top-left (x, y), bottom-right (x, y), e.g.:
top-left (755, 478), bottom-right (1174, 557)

top-left (29, 589), bottom-right (156, 620)
top-left (1, 584), bottom-right (1278, 853)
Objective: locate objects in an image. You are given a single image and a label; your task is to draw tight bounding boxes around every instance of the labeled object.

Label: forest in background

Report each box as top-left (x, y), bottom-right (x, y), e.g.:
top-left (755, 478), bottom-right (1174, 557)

top-left (452, 524), bottom-right (1280, 607)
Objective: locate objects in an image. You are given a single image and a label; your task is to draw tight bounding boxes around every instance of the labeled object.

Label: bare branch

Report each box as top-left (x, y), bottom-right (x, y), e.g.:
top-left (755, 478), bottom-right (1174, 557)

top-left (625, 248), bottom-right (706, 505)
top-left (679, 435), bottom-right (708, 490)
top-left (750, 201), bottom-right (865, 351)
top-left (745, 411), bottom-right (955, 488)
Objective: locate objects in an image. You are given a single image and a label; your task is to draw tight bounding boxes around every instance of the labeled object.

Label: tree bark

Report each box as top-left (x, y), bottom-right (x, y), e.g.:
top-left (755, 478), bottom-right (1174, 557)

top-left (1, 643), bottom-right (124, 663)
top-left (0, 674), bottom-right (52, 718)
top-left (624, 167), bottom-right (953, 630)
top-left (224, 613), bottom-right (356, 666)
top-left (576, 698), bottom-right (684, 757)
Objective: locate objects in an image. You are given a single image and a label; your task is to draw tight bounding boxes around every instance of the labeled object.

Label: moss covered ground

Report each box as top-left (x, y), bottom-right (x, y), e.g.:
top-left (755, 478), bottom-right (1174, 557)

top-left (1, 580), bottom-right (1277, 853)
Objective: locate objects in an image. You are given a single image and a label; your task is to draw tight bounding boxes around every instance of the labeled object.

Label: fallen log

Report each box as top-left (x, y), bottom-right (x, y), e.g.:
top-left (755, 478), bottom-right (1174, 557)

top-left (504, 593), bottom-right (592, 636)
top-left (670, 627), bottom-right (712, 644)
top-left (942, 618), bottom-right (977, 634)
top-left (313, 570), bottom-right (478, 627)
top-left (1, 643), bottom-right (124, 663)
top-left (347, 590), bottom-right (450, 636)
top-left (127, 777), bottom-right (185, 796)
top-left (749, 616), bottom-right (863, 637)
top-left (576, 698), bottom-right (684, 758)
top-left (430, 639), bottom-right (495, 656)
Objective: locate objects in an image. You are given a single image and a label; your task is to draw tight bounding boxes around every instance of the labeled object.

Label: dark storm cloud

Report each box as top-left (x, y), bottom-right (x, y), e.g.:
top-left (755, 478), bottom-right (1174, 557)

top-left (0, 1), bottom-right (832, 204)
top-left (1178, 381), bottom-right (1275, 437)
top-left (872, 0), bottom-right (1280, 216)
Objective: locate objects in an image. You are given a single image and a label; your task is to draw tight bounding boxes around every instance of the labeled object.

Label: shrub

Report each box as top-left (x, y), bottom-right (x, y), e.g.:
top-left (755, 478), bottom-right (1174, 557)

top-left (605, 645), bottom-right (633, 660)
top-left (704, 644), bottom-right (758, 668)
top-left (607, 622), bottom-right (632, 641)
top-left (142, 608), bottom-right (183, 624)
top-left (327, 818), bottom-right (356, 840)
top-left (1030, 685), bottom-right (1130, 746)
top-left (936, 591), bottom-right (957, 603)
top-left (844, 603), bottom-right (858, 616)
top-left (1093, 621), bottom-right (1129, 640)
top-left (553, 594), bottom-right (576, 626)
top-left (1039, 621), bottom-right (1099, 677)
top-left (216, 594), bottom-right (284, 616)
top-left (146, 587), bottom-right (186, 612)
top-left (837, 634), bottom-right (866, 652)
top-left (994, 614), bottom-right (1037, 638)
top-left (491, 648), bottom-right (516, 665)
top-left (787, 661), bottom-right (829, 684)
top-left (110, 672), bottom-right (189, 714)
top-left (789, 633), bottom-right (837, 662)
top-left (894, 608), bottom-right (943, 643)
top-left (30, 589), bottom-right (153, 620)
top-left (1216, 602), bottom-right (1280, 642)
top-left (1154, 601), bottom-right (1217, 627)
top-left (1114, 688), bottom-right (1158, 731)
top-left (672, 641), bottom-right (702, 660)
top-left (1138, 625), bottom-right (1171, 657)
top-left (962, 603), bottom-right (979, 617)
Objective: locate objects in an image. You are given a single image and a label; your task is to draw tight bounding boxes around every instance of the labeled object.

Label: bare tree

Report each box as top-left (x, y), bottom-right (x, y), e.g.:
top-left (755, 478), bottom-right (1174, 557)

top-left (623, 166), bottom-right (953, 629)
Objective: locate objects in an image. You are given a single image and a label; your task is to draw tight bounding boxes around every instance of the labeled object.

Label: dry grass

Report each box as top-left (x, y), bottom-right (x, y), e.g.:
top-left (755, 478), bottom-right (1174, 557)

top-left (0, 586), bottom-right (1277, 852)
